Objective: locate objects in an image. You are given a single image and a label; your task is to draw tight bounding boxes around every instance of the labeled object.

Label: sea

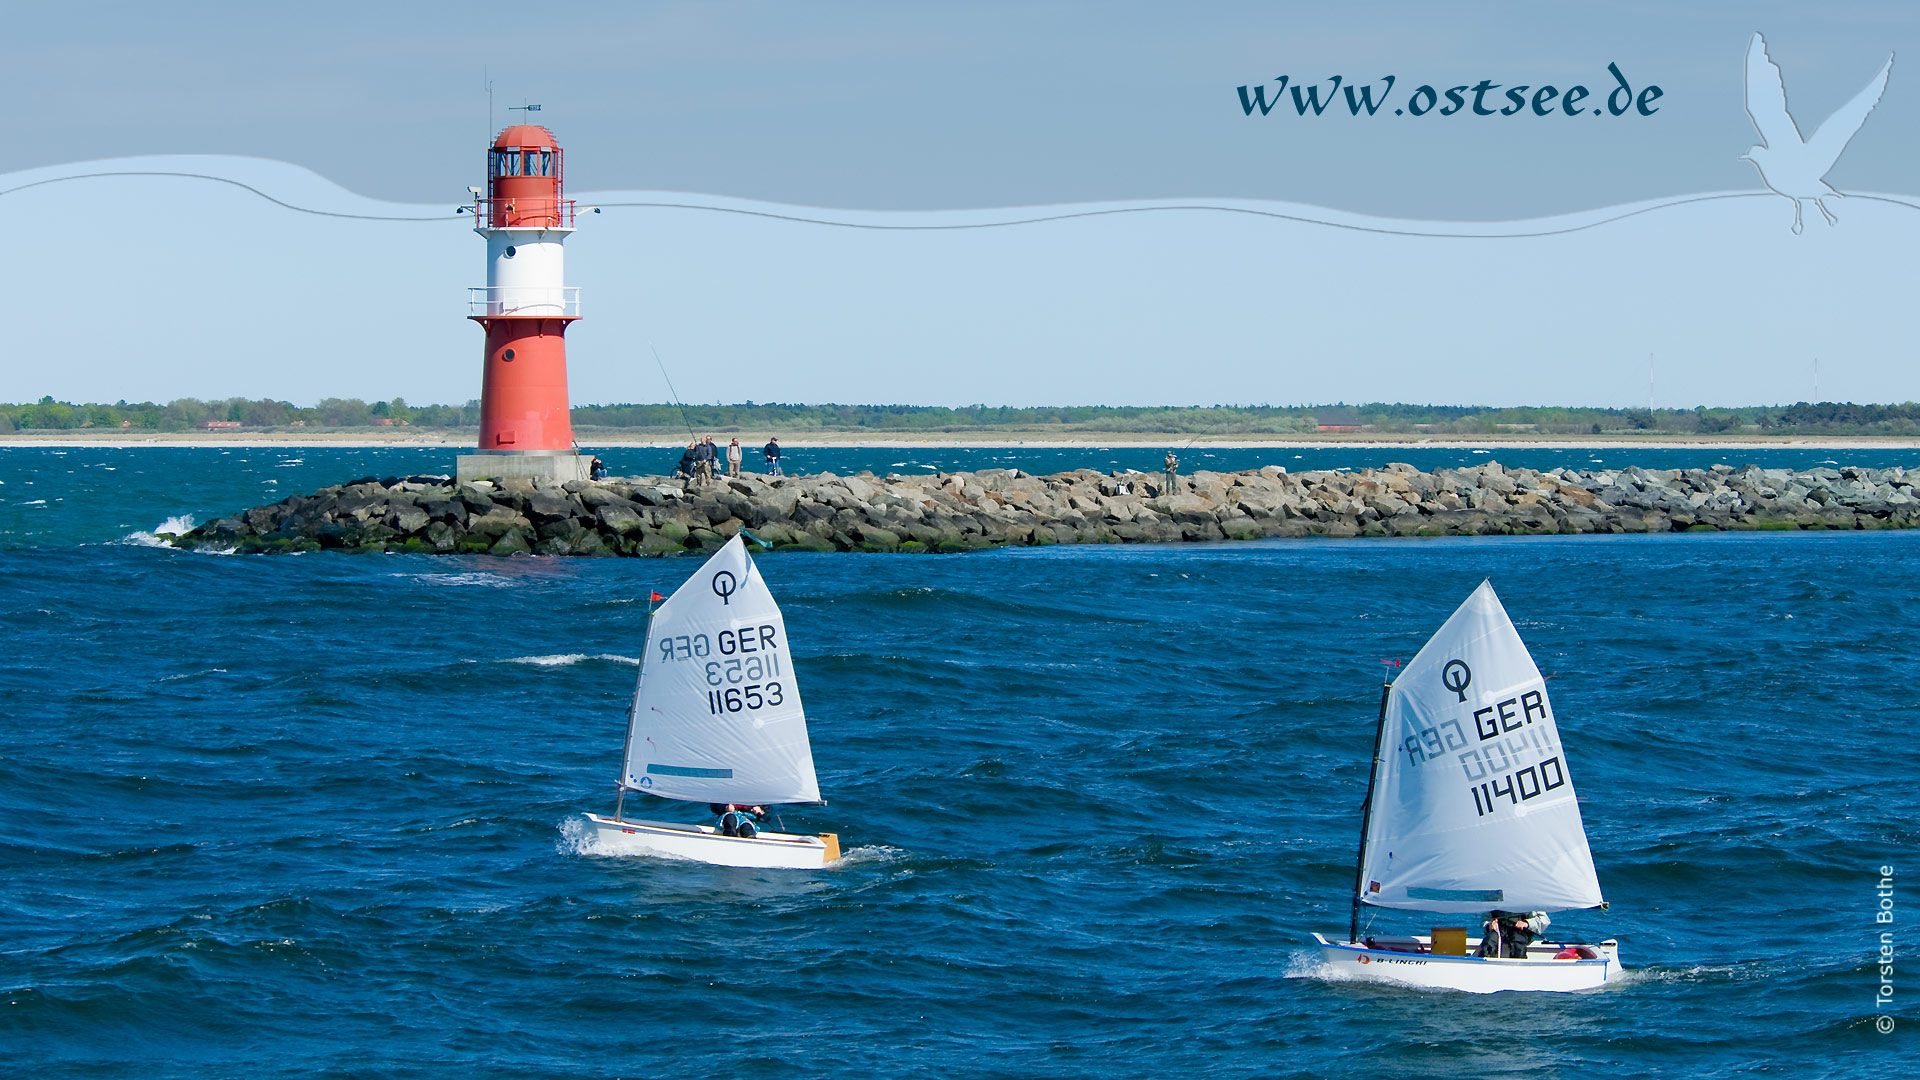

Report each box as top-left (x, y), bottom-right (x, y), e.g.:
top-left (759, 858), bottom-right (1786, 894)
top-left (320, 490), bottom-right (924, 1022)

top-left (2, 444), bottom-right (1915, 1079)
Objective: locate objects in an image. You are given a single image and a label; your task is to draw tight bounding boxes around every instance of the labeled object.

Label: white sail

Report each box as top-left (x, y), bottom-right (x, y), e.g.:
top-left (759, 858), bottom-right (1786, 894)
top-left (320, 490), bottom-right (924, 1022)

top-left (619, 535), bottom-right (821, 805)
top-left (1358, 581), bottom-right (1604, 914)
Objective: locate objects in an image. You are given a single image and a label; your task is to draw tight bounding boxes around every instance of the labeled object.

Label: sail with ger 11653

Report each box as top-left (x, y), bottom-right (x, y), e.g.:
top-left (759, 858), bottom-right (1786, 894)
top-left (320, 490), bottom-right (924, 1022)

top-left (620, 535), bottom-right (821, 807)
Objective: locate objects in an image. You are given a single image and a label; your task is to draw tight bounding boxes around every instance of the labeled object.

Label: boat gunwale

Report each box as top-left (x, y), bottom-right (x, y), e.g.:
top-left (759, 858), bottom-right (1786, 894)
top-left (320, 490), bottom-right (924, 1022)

top-left (1309, 932), bottom-right (1615, 967)
top-left (583, 812), bottom-right (830, 849)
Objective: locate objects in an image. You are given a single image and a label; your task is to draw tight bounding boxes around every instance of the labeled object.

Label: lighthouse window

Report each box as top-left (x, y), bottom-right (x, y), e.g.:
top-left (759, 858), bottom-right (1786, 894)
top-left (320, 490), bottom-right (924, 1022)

top-left (539, 150), bottom-right (553, 176)
top-left (502, 349), bottom-right (516, 362)
top-left (504, 246), bottom-right (517, 258)
top-left (521, 150), bottom-right (537, 175)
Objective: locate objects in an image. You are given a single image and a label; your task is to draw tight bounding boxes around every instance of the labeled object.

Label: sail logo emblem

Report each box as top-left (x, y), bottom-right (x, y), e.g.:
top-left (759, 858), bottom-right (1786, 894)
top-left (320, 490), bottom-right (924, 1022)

top-left (711, 570), bottom-right (738, 605)
top-left (1441, 659), bottom-right (1472, 702)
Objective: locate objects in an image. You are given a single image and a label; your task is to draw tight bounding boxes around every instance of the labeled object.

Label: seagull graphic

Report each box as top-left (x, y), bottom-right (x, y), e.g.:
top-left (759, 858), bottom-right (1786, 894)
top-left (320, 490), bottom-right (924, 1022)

top-left (1742, 32), bottom-right (1893, 234)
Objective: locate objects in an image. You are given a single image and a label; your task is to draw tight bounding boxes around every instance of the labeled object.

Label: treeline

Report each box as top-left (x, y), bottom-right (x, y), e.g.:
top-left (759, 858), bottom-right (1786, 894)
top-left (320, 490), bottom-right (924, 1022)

top-left (4, 397), bottom-right (1920, 435)
top-left (0, 397), bottom-right (475, 432)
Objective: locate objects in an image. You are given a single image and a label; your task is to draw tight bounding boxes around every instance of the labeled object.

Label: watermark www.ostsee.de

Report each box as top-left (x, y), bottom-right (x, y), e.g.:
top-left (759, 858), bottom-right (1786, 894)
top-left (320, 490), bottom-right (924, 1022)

top-left (1235, 63), bottom-right (1662, 119)
top-left (1875, 864), bottom-right (1895, 1033)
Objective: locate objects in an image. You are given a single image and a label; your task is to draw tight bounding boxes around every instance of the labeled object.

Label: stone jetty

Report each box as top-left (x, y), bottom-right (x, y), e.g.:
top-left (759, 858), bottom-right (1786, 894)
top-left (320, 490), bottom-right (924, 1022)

top-left (169, 462), bottom-right (1920, 556)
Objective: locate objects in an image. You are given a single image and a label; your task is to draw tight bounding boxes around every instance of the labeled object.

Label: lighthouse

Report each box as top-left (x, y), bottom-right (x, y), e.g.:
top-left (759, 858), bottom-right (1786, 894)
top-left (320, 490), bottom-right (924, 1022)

top-left (455, 122), bottom-right (589, 485)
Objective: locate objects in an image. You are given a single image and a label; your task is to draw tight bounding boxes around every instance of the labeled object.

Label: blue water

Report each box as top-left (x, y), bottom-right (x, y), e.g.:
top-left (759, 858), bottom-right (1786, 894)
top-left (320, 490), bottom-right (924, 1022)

top-left (2, 448), bottom-right (1916, 1077)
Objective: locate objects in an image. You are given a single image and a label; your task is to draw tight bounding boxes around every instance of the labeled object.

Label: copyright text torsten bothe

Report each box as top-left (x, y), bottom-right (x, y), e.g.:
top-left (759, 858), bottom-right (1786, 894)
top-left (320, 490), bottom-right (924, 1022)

top-left (1876, 864), bottom-right (1895, 1034)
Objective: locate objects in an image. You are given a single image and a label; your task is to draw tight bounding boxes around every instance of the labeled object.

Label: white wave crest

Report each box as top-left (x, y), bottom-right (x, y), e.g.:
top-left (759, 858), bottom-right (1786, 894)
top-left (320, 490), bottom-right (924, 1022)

top-left (120, 514), bottom-right (197, 548)
top-left (502, 653), bottom-right (640, 668)
top-left (393, 571), bottom-right (516, 588)
top-left (158, 668), bottom-right (229, 683)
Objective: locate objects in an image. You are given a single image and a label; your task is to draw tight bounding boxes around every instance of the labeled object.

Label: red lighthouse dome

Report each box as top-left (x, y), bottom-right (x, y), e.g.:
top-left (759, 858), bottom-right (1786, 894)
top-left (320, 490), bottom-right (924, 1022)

top-left (487, 125), bottom-right (570, 228)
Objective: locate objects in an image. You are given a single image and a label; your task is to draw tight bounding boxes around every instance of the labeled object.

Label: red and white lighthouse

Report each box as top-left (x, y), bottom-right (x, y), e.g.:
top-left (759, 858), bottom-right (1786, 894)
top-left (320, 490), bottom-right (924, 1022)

top-left (455, 123), bottom-right (588, 485)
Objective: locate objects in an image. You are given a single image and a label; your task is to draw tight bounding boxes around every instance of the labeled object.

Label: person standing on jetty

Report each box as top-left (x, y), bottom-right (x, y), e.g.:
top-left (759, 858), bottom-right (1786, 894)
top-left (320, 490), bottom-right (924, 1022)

top-left (1163, 450), bottom-right (1179, 494)
top-left (726, 437), bottom-right (743, 478)
top-left (763, 436), bottom-right (783, 476)
top-left (693, 436), bottom-right (717, 483)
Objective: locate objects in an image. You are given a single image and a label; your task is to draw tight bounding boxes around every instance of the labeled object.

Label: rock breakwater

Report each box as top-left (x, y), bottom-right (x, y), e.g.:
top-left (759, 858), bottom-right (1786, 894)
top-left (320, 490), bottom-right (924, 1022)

top-left (169, 462), bottom-right (1920, 556)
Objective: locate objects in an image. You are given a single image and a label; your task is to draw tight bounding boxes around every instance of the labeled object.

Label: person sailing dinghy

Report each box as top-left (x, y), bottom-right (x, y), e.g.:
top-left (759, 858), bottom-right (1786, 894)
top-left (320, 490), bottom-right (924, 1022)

top-left (580, 535), bottom-right (840, 869)
top-left (1312, 581), bottom-right (1620, 992)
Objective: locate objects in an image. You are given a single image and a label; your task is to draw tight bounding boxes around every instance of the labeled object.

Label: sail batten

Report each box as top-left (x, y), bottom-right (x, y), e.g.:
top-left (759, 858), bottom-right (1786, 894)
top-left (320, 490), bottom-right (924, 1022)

top-left (1358, 581), bottom-right (1604, 914)
top-left (618, 536), bottom-right (821, 806)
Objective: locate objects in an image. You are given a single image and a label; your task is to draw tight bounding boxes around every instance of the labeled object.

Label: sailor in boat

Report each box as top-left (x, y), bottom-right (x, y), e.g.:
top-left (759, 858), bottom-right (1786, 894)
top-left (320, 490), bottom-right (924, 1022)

top-left (710, 802), bottom-right (768, 838)
top-left (1474, 910), bottom-right (1549, 958)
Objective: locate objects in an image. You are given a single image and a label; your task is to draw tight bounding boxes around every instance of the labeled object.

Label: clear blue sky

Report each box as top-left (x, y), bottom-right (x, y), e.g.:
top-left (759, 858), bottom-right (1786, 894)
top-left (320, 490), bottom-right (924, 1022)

top-left (4, 2), bottom-right (1917, 408)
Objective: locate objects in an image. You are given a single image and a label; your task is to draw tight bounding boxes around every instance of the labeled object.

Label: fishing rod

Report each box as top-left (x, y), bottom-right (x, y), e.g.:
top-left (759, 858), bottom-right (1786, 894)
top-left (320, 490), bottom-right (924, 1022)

top-left (650, 343), bottom-right (698, 442)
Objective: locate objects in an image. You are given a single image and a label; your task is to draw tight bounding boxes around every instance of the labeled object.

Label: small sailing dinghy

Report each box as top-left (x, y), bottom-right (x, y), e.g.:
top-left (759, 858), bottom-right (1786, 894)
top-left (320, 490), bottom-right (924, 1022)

top-left (1312, 581), bottom-right (1620, 992)
top-left (580, 535), bottom-right (840, 869)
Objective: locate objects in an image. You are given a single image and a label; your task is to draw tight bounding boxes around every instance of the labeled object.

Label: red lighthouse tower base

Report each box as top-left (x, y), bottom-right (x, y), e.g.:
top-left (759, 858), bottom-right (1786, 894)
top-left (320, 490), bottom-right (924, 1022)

top-left (455, 123), bottom-right (590, 487)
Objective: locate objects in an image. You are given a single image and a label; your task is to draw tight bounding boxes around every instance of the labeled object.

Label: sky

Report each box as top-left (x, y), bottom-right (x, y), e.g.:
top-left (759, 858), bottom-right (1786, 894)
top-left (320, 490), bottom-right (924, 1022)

top-left (4, 2), bottom-right (1917, 408)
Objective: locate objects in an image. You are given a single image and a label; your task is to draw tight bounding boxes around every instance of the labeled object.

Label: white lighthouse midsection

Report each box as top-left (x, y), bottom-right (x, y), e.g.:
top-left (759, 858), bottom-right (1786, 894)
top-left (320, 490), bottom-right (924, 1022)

top-left (474, 228), bottom-right (577, 316)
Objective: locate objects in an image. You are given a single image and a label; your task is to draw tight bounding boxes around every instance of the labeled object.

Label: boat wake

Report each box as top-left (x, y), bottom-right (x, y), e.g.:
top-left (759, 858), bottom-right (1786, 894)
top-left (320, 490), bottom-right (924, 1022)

top-left (832, 843), bottom-right (905, 868)
top-left (555, 815), bottom-right (625, 859)
top-left (1282, 950), bottom-right (1366, 984)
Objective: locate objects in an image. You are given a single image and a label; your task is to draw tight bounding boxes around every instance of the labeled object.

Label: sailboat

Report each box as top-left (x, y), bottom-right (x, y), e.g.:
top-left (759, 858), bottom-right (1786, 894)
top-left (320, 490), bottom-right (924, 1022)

top-left (1312, 581), bottom-right (1621, 992)
top-left (580, 535), bottom-right (841, 869)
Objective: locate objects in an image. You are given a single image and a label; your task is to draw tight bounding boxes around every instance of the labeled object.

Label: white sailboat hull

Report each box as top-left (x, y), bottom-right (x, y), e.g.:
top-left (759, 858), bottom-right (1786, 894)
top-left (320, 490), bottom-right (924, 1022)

top-left (581, 812), bottom-right (840, 869)
top-left (1310, 932), bottom-right (1621, 993)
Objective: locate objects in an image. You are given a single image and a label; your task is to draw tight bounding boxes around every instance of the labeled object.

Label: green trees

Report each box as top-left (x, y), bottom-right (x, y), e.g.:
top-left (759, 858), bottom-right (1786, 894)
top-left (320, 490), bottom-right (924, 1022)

top-left (0, 398), bottom-right (1917, 435)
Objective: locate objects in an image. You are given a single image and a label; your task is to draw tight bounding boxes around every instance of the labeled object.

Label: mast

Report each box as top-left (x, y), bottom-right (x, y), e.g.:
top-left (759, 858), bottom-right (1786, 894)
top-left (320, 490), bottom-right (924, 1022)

top-left (1349, 679), bottom-right (1393, 944)
top-left (614, 595), bottom-right (660, 822)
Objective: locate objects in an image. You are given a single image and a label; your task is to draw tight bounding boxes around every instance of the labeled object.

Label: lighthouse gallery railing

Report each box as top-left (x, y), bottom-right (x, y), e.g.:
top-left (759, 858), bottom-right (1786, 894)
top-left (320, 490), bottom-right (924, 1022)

top-left (468, 286), bottom-right (580, 318)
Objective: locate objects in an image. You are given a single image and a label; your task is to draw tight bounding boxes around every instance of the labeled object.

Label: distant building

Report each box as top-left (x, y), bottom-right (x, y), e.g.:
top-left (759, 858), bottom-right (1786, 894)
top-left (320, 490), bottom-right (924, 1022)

top-left (1314, 406), bottom-right (1363, 432)
top-left (199, 420), bottom-right (243, 429)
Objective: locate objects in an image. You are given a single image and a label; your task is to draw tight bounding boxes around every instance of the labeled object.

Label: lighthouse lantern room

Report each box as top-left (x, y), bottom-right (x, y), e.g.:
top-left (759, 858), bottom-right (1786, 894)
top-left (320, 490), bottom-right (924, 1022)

top-left (455, 123), bottom-right (589, 485)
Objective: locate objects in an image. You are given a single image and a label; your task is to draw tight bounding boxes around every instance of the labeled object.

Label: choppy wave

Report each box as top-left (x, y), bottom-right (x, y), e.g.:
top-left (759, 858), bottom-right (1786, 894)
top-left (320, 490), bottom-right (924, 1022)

top-left (500, 652), bottom-right (640, 667)
top-left (391, 571), bottom-right (517, 588)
